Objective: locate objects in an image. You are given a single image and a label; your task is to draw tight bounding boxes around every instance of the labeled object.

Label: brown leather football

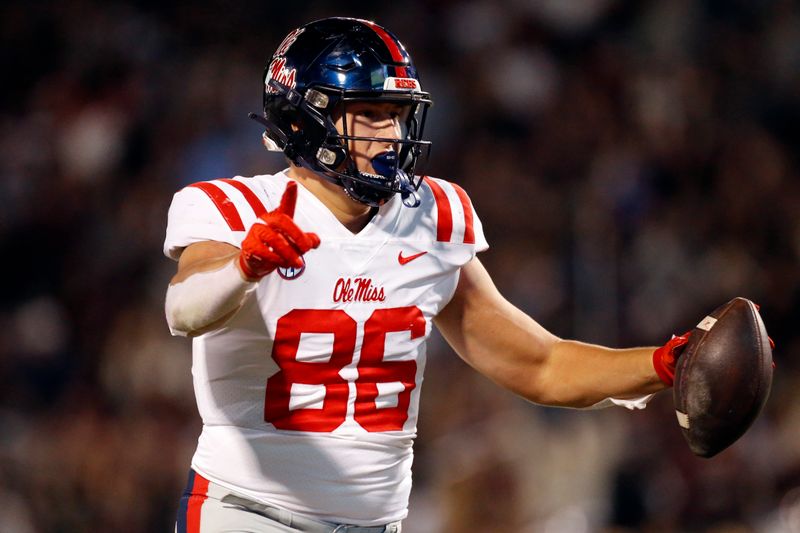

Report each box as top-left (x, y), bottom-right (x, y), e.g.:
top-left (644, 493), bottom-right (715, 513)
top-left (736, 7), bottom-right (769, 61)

top-left (673, 297), bottom-right (773, 458)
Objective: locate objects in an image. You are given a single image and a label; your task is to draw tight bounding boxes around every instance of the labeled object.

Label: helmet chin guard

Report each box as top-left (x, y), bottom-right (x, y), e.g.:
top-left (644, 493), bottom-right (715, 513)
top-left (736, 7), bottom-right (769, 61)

top-left (352, 151), bottom-right (421, 208)
top-left (250, 17), bottom-right (432, 208)
top-left (297, 149), bottom-right (421, 208)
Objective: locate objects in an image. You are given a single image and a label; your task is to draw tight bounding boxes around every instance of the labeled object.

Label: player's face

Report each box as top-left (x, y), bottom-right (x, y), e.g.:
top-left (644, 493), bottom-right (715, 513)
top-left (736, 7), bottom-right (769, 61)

top-left (334, 101), bottom-right (411, 175)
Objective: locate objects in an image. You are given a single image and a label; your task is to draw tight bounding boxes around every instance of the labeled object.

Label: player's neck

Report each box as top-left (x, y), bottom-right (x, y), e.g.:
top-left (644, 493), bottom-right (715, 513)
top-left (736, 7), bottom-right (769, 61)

top-left (286, 166), bottom-right (375, 233)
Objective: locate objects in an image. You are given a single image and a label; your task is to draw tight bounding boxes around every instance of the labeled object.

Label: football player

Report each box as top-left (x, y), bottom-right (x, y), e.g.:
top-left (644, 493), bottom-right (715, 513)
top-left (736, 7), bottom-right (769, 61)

top-left (164, 17), bottom-right (686, 533)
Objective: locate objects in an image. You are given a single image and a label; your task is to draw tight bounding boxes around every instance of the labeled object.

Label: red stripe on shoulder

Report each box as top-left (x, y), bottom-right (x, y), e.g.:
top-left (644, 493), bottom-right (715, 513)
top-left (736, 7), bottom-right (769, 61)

top-left (424, 177), bottom-right (453, 242)
top-left (219, 178), bottom-right (268, 218)
top-left (189, 182), bottom-right (245, 231)
top-left (450, 182), bottom-right (475, 244)
top-left (186, 472), bottom-right (210, 533)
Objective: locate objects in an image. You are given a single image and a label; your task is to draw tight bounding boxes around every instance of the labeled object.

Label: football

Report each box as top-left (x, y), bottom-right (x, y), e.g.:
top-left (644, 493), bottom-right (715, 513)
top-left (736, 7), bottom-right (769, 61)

top-left (673, 297), bottom-right (773, 458)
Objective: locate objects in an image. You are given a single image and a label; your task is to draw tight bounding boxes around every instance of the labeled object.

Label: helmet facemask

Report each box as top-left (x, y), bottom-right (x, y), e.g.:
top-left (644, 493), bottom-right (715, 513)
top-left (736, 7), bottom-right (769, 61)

top-left (311, 88), bottom-right (431, 207)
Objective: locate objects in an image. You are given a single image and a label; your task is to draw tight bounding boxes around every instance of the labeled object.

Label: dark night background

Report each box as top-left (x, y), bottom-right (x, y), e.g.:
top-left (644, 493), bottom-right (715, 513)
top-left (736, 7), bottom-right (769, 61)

top-left (1, 1), bottom-right (799, 531)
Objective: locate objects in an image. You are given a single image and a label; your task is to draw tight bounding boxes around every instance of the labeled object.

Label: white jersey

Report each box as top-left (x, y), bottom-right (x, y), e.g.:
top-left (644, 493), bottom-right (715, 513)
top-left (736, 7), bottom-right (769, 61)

top-left (164, 170), bottom-right (488, 525)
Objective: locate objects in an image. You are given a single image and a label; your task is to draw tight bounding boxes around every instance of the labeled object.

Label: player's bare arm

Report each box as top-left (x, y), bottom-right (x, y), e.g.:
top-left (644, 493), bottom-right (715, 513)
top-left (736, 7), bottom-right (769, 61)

top-left (435, 257), bottom-right (668, 408)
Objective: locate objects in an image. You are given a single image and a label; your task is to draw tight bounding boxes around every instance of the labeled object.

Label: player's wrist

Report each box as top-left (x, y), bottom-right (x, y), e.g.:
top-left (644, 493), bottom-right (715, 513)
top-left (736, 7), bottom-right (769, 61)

top-left (238, 251), bottom-right (273, 281)
top-left (653, 332), bottom-right (691, 387)
top-left (652, 347), bottom-right (675, 386)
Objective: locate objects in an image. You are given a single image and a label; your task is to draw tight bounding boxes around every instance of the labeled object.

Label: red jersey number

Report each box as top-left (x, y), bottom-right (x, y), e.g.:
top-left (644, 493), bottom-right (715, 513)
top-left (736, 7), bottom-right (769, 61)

top-left (264, 307), bottom-right (425, 432)
top-left (265, 309), bottom-right (356, 432)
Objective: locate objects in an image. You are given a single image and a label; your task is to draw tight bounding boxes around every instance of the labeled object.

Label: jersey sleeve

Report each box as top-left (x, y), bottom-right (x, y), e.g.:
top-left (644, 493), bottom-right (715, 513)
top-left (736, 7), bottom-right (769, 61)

top-left (418, 177), bottom-right (489, 265)
top-left (163, 180), bottom-right (264, 260)
top-left (453, 182), bottom-right (488, 254)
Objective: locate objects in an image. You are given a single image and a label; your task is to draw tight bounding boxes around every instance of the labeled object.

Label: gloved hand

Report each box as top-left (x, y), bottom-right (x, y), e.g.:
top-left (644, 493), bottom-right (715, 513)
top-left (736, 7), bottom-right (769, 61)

top-left (653, 331), bottom-right (691, 387)
top-left (238, 181), bottom-right (320, 280)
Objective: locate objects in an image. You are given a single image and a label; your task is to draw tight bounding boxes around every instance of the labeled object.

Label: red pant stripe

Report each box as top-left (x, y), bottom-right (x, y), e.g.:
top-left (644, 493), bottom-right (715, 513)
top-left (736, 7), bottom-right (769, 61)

top-left (186, 472), bottom-right (210, 533)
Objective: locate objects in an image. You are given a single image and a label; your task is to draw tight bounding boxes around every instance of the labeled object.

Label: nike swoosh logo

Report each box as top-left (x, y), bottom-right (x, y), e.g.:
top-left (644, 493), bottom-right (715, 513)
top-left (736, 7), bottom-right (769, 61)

top-left (398, 251), bottom-right (428, 265)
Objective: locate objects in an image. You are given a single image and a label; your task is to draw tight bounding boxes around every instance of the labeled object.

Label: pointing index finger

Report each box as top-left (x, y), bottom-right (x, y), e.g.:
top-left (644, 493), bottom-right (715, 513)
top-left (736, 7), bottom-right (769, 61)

top-left (278, 181), bottom-right (298, 218)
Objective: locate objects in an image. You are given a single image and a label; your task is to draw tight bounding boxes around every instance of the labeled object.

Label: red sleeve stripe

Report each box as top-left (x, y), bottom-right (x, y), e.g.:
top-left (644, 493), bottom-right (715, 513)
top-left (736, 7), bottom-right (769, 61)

top-left (220, 178), bottom-right (268, 219)
top-left (185, 471), bottom-right (210, 533)
top-left (189, 182), bottom-right (245, 231)
top-left (424, 177), bottom-right (453, 242)
top-left (358, 19), bottom-right (409, 78)
top-left (450, 182), bottom-right (476, 244)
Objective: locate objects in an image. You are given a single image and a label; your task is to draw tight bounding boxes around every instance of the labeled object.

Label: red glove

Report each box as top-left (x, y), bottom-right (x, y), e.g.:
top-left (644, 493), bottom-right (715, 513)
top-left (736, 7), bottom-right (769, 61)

top-left (238, 182), bottom-right (320, 280)
top-left (653, 331), bottom-right (691, 387)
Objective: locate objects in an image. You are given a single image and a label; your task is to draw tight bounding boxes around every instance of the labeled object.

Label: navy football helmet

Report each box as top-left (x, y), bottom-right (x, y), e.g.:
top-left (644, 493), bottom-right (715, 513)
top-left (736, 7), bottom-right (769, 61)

top-left (249, 17), bottom-right (432, 207)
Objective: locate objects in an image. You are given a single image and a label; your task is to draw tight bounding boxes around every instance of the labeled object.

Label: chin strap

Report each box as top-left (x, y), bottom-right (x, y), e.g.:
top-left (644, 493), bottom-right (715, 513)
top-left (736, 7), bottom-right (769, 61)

top-left (371, 151), bottom-right (421, 208)
top-left (398, 170), bottom-right (421, 207)
top-left (249, 112), bottom-right (289, 153)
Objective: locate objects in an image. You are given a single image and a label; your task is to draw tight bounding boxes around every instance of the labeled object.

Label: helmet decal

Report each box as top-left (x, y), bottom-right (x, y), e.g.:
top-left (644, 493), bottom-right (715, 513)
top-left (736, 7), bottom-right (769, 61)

top-left (384, 77), bottom-right (420, 92)
top-left (265, 57), bottom-right (297, 93)
top-left (266, 27), bottom-right (303, 94)
top-left (275, 28), bottom-right (305, 57)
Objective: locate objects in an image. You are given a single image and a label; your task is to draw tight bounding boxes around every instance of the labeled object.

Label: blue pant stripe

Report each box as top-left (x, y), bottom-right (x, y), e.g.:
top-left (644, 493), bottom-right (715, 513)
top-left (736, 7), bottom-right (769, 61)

top-left (175, 469), bottom-right (196, 533)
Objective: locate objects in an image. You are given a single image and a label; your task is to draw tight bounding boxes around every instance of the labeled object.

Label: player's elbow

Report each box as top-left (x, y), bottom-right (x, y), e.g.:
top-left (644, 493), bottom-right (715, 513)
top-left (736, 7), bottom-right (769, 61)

top-left (164, 282), bottom-right (235, 337)
top-left (523, 385), bottom-right (603, 409)
top-left (518, 380), bottom-right (597, 408)
top-left (163, 261), bottom-right (256, 337)
top-left (164, 284), bottom-right (201, 336)
top-left (518, 362), bottom-right (602, 408)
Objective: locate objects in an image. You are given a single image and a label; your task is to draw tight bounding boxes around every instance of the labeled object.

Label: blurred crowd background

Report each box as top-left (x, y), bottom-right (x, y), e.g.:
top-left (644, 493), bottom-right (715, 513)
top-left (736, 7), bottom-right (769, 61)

top-left (2, 0), bottom-right (799, 531)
